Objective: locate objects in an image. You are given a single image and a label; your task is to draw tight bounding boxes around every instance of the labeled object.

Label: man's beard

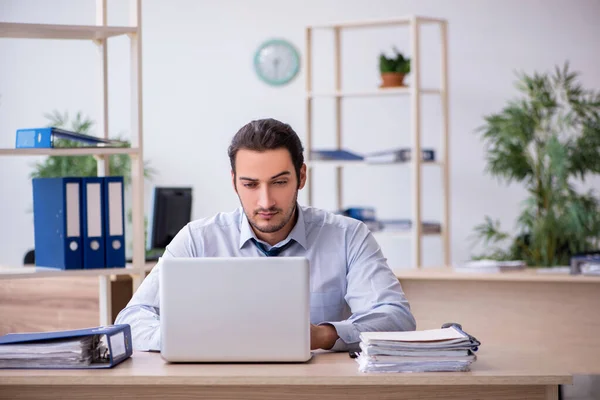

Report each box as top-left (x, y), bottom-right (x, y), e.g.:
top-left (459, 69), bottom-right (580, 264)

top-left (242, 191), bottom-right (298, 234)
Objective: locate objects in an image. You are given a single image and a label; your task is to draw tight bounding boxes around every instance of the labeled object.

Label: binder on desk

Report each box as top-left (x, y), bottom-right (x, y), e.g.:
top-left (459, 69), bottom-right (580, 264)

top-left (0, 325), bottom-right (132, 369)
top-left (104, 177), bottom-right (126, 268)
top-left (32, 177), bottom-right (83, 270)
top-left (82, 177), bottom-right (106, 269)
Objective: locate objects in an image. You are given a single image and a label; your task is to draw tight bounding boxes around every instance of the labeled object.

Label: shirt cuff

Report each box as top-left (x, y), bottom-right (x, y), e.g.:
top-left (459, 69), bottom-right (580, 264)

top-left (319, 320), bottom-right (360, 352)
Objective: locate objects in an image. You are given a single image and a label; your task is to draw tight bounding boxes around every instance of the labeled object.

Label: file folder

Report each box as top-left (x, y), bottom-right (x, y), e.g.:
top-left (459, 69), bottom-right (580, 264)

top-left (81, 177), bottom-right (106, 269)
top-left (0, 325), bottom-right (132, 369)
top-left (32, 177), bottom-right (83, 270)
top-left (104, 176), bottom-right (126, 268)
top-left (15, 127), bottom-right (126, 148)
top-left (310, 149), bottom-right (364, 161)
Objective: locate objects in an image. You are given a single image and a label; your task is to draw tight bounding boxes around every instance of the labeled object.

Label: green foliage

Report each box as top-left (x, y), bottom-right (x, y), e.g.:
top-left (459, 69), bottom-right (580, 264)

top-left (29, 110), bottom-right (156, 184)
top-left (379, 47), bottom-right (411, 74)
top-left (471, 63), bottom-right (600, 266)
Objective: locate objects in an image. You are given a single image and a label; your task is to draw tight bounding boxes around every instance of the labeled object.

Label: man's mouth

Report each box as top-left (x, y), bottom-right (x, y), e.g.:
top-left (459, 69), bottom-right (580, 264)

top-left (257, 211), bottom-right (277, 219)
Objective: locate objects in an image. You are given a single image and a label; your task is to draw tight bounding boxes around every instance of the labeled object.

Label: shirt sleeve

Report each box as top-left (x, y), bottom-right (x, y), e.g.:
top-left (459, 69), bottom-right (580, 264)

top-left (319, 221), bottom-right (417, 352)
top-left (114, 223), bottom-right (200, 351)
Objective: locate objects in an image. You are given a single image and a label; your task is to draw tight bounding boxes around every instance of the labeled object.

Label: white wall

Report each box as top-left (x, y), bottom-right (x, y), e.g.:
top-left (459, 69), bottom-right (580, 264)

top-left (1, 0), bottom-right (599, 269)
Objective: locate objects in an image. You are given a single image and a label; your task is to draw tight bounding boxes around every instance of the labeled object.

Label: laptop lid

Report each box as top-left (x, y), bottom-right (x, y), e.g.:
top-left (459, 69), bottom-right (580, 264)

top-left (159, 257), bottom-right (311, 362)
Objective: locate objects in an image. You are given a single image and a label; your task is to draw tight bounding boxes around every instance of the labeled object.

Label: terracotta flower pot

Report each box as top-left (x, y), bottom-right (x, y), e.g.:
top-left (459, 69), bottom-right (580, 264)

top-left (380, 72), bottom-right (406, 88)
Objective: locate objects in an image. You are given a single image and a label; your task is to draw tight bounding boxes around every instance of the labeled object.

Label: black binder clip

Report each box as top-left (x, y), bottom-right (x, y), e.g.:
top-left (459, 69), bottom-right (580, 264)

top-left (441, 322), bottom-right (462, 330)
top-left (442, 322), bottom-right (481, 349)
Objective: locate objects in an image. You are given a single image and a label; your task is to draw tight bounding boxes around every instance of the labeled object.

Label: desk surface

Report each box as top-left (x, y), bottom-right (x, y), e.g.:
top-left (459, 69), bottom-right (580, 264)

top-left (395, 267), bottom-right (600, 283)
top-left (0, 348), bottom-right (571, 386)
top-left (0, 263), bottom-right (155, 280)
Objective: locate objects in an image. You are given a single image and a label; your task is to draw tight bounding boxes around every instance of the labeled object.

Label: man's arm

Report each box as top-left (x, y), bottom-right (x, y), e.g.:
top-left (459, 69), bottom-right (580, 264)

top-left (319, 221), bottom-right (417, 351)
top-left (114, 224), bottom-right (200, 351)
top-left (114, 266), bottom-right (162, 351)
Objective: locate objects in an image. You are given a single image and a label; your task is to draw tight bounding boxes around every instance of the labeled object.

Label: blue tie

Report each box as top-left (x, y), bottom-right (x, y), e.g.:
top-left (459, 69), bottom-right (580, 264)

top-left (251, 238), bottom-right (295, 256)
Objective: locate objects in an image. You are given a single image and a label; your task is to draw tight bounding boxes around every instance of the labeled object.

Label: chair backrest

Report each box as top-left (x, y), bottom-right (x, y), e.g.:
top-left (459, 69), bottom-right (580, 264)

top-left (23, 249), bottom-right (35, 265)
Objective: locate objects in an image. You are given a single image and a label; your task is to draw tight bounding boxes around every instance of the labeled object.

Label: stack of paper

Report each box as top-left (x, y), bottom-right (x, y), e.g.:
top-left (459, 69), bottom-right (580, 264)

top-left (364, 148), bottom-right (436, 164)
top-left (356, 326), bottom-right (480, 373)
top-left (453, 259), bottom-right (526, 273)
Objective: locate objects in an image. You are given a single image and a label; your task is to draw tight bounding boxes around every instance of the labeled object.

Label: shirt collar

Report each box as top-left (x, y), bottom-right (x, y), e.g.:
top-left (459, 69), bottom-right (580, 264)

top-left (238, 204), bottom-right (307, 250)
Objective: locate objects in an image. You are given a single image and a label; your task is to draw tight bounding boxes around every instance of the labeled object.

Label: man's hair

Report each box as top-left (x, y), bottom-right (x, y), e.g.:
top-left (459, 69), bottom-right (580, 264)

top-left (228, 118), bottom-right (305, 185)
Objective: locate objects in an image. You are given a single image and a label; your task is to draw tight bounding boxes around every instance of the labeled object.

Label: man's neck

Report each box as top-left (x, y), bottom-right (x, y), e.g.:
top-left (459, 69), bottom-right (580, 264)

top-left (254, 205), bottom-right (298, 246)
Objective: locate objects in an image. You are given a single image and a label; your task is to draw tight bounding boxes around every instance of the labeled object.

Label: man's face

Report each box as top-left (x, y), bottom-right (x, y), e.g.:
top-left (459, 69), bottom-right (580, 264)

top-left (233, 148), bottom-right (306, 235)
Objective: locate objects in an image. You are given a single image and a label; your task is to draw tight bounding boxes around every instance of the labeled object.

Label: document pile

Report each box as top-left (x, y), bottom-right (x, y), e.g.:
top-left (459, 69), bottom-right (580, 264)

top-left (453, 259), bottom-right (526, 273)
top-left (0, 325), bottom-right (132, 369)
top-left (356, 325), bottom-right (480, 373)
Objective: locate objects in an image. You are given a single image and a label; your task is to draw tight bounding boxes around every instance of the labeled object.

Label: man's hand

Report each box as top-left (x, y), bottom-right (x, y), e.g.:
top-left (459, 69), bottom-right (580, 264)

top-left (310, 324), bottom-right (338, 350)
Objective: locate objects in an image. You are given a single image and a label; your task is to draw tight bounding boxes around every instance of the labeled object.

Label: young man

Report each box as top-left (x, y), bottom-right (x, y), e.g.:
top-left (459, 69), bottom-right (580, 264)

top-left (115, 118), bottom-right (416, 351)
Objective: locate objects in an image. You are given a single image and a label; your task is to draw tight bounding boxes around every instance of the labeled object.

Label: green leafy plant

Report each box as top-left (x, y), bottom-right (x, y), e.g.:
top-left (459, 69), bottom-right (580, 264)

top-left (471, 63), bottom-right (600, 266)
top-left (379, 47), bottom-right (411, 74)
top-left (30, 110), bottom-right (155, 183)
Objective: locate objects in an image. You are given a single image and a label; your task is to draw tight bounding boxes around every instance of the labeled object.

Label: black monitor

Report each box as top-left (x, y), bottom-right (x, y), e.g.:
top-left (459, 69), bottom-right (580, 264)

top-left (148, 187), bottom-right (193, 251)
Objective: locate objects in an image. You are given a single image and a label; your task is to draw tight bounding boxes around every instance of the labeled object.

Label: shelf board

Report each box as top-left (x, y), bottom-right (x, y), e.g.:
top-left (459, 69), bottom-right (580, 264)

top-left (307, 160), bottom-right (442, 168)
top-left (394, 267), bottom-right (600, 283)
top-left (372, 230), bottom-right (442, 237)
top-left (309, 16), bottom-right (445, 30)
top-left (0, 22), bottom-right (137, 40)
top-left (307, 88), bottom-right (440, 98)
top-left (0, 263), bottom-right (155, 280)
top-left (0, 147), bottom-right (140, 156)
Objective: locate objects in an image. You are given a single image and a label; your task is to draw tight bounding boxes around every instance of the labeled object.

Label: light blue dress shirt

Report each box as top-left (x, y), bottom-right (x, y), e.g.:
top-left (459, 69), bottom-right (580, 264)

top-left (115, 205), bottom-right (416, 351)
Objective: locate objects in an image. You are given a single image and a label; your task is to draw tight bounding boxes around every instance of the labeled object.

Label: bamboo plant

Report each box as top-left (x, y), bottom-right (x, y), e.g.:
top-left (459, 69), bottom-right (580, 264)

top-left (471, 63), bottom-right (600, 266)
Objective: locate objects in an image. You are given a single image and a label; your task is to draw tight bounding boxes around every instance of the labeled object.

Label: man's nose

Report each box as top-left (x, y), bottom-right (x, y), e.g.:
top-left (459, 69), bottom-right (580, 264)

top-left (258, 186), bottom-right (275, 209)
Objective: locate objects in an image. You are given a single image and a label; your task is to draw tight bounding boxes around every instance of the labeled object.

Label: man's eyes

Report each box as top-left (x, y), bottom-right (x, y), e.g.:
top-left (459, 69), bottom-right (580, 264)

top-left (242, 181), bottom-right (287, 188)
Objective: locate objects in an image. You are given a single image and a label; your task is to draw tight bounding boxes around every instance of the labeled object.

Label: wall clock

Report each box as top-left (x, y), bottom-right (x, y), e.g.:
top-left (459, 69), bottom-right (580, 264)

top-left (254, 39), bottom-right (300, 86)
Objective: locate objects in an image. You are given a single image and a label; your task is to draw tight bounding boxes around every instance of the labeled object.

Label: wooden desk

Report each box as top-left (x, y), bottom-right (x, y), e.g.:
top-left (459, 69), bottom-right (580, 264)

top-left (395, 268), bottom-right (600, 374)
top-left (0, 349), bottom-right (571, 400)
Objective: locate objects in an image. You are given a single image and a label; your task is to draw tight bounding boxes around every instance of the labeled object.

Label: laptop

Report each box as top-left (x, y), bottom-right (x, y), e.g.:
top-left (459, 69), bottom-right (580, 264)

top-left (159, 257), bottom-right (311, 362)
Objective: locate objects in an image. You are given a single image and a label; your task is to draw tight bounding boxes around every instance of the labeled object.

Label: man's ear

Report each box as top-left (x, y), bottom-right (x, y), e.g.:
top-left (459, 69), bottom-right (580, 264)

top-left (298, 163), bottom-right (307, 190)
top-left (231, 170), bottom-right (237, 193)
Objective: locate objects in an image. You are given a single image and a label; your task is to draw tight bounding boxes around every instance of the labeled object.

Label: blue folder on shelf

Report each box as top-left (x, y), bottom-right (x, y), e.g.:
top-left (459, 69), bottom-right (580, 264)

top-left (81, 177), bottom-right (106, 269)
top-left (0, 325), bottom-right (132, 369)
top-left (32, 177), bottom-right (83, 270)
top-left (104, 176), bottom-right (126, 268)
top-left (15, 127), bottom-right (126, 149)
top-left (310, 149), bottom-right (364, 161)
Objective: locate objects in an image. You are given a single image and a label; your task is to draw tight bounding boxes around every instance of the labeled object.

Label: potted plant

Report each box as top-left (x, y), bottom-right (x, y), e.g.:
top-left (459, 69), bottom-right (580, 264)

top-left (470, 63), bottom-right (600, 267)
top-left (379, 47), bottom-right (411, 88)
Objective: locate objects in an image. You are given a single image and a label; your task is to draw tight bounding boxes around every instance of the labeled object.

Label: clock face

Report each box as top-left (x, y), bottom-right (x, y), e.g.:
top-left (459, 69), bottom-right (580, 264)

top-left (254, 39), bottom-right (300, 86)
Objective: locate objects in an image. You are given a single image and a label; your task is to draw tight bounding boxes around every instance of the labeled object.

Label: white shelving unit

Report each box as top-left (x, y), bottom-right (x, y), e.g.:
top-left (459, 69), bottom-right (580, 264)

top-left (0, 0), bottom-right (147, 325)
top-left (305, 15), bottom-right (450, 269)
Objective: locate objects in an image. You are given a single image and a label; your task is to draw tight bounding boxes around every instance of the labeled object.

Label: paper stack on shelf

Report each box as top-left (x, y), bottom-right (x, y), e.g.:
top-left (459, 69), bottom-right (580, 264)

top-left (453, 259), bottom-right (526, 273)
top-left (364, 148), bottom-right (436, 164)
top-left (379, 219), bottom-right (441, 234)
top-left (356, 325), bottom-right (480, 373)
